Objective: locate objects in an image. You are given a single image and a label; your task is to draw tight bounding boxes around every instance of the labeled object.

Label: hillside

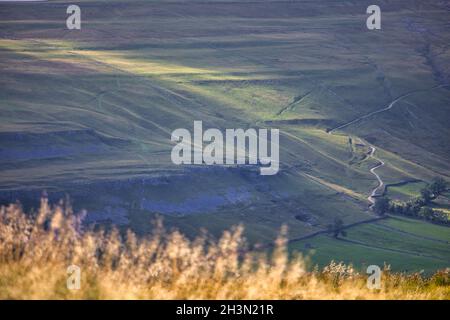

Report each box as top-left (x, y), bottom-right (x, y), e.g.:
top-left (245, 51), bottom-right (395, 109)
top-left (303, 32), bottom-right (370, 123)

top-left (0, 0), bottom-right (449, 272)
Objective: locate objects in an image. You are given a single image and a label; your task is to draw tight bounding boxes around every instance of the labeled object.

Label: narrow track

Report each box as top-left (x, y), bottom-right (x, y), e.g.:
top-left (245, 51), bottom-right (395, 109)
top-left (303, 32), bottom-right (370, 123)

top-left (328, 84), bottom-right (448, 208)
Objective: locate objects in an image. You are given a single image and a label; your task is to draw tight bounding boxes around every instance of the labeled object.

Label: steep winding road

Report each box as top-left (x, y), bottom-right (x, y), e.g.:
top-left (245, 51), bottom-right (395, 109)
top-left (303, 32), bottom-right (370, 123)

top-left (328, 84), bottom-right (448, 208)
top-left (366, 145), bottom-right (384, 207)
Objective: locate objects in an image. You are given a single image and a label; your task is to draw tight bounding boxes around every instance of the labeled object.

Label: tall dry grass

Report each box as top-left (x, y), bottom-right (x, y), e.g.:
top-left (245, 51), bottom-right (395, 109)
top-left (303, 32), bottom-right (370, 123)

top-left (0, 198), bottom-right (448, 299)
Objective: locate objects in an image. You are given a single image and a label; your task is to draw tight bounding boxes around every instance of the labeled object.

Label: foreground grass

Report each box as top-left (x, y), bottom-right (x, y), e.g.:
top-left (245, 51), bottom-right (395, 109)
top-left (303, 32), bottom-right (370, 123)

top-left (0, 199), bottom-right (449, 300)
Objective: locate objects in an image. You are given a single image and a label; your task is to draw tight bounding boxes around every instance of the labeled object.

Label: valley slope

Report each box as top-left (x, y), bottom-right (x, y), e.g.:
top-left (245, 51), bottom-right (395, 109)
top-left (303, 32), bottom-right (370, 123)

top-left (0, 0), bottom-right (449, 271)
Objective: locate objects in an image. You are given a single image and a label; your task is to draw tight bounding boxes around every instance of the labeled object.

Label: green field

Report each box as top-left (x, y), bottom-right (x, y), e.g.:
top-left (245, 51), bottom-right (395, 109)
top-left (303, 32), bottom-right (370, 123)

top-left (290, 215), bottom-right (450, 273)
top-left (0, 0), bottom-right (449, 272)
top-left (386, 181), bottom-right (428, 201)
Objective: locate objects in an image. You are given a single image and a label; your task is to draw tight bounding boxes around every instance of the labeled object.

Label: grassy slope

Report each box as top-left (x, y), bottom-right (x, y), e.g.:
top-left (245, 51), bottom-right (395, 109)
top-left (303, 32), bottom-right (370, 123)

top-left (0, 0), bottom-right (449, 271)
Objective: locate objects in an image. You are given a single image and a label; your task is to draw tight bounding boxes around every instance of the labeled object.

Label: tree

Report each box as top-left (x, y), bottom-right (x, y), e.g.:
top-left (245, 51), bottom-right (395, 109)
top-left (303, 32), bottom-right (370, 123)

top-left (327, 217), bottom-right (347, 239)
top-left (430, 177), bottom-right (447, 197)
top-left (390, 203), bottom-right (402, 215)
top-left (404, 202), bottom-right (414, 216)
top-left (418, 207), bottom-right (434, 220)
top-left (373, 197), bottom-right (390, 216)
top-left (412, 197), bottom-right (425, 208)
top-left (420, 188), bottom-right (432, 204)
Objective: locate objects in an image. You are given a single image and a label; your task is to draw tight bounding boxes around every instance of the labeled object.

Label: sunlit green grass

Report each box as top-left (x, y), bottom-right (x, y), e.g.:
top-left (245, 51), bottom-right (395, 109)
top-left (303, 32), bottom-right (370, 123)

top-left (386, 181), bottom-right (428, 201)
top-left (290, 215), bottom-right (450, 273)
top-left (0, 0), bottom-right (449, 271)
